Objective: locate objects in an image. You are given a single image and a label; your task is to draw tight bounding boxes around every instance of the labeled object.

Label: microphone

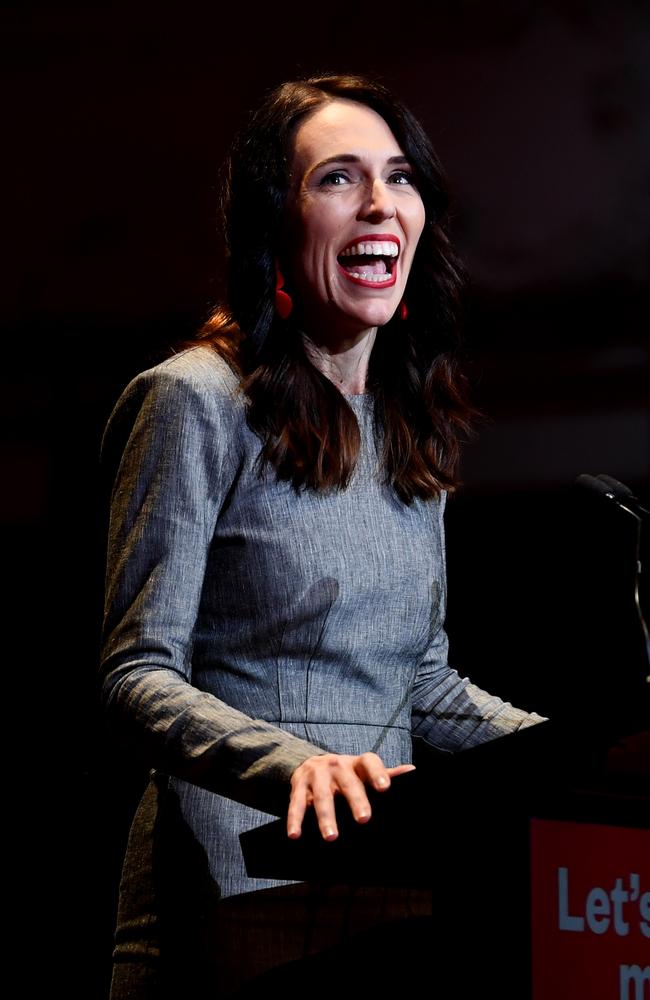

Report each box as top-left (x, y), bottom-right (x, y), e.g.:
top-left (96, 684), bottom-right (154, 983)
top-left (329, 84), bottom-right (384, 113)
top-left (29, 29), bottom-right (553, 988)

top-left (596, 474), bottom-right (650, 516)
top-left (574, 474), bottom-right (647, 518)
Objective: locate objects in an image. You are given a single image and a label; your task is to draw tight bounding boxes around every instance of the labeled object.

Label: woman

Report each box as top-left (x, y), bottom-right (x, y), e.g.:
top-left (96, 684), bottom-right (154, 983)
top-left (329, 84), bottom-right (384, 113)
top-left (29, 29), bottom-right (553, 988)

top-left (100, 73), bottom-right (545, 997)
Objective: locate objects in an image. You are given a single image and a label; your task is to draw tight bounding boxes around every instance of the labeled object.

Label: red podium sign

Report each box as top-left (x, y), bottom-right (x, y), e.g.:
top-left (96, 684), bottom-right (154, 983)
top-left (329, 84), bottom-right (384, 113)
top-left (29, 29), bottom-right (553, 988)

top-left (531, 818), bottom-right (649, 999)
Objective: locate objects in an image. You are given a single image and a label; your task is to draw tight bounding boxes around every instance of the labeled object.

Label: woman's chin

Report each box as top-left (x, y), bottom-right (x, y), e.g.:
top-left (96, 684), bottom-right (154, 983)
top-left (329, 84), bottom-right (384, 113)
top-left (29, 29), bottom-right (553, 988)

top-left (339, 300), bottom-right (400, 331)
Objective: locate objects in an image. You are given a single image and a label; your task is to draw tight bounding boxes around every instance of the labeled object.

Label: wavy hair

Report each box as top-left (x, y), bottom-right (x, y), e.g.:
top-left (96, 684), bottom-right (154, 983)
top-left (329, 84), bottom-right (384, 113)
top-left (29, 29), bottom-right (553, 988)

top-left (192, 72), bottom-right (476, 503)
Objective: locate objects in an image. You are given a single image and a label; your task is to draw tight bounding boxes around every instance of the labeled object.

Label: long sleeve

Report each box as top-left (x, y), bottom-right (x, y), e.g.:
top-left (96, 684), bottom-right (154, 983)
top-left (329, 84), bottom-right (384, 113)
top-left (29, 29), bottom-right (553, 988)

top-left (99, 358), bottom-right (326, 817)
top-left (410, 631), bottom-right (546, 751)
top-left (410, 494), bottom-right (546, 751)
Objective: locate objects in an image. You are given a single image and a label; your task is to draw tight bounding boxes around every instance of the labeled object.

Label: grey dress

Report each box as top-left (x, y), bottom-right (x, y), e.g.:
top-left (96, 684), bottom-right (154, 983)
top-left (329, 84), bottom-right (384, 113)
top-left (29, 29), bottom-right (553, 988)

top-left (100, 344), bottom-right (544, 989)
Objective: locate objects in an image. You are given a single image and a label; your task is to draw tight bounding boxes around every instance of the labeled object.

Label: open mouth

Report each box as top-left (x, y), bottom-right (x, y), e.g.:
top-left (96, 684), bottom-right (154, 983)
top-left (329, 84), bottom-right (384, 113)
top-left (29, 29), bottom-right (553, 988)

top-left (336, 235), bottom-right (400, 287)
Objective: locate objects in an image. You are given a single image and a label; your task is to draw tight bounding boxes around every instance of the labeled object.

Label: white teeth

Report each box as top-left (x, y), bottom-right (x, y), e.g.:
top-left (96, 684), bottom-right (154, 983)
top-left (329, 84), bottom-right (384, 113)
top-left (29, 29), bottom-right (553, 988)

top-left (345, 271), bottom-right (393, 282)
top-left (339, 241), bottom-right (399, 258)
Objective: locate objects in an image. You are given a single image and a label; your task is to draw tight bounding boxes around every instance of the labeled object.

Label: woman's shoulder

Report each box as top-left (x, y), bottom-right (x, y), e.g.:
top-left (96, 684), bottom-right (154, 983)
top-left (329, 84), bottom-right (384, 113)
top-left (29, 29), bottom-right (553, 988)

top-left (100, 344), bottom-right (246, 482)
top-left (129, 343), bottom-right (242, 402)
top-left (106, 345), bottom-right (245, 429)
top-left (101, 345), bottom-right (246, 468)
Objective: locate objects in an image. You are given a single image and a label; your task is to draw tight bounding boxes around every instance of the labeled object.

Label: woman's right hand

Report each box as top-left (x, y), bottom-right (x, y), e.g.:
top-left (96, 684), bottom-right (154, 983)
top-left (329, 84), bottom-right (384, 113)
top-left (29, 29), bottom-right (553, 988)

top-left (287, 751), bottom-right (415, 841)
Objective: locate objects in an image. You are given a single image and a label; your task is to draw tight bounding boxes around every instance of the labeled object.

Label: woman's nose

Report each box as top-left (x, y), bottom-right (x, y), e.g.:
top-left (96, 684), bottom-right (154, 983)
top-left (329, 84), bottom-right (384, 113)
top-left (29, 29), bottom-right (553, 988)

top-left (358, 178), bottom-right (396, 222)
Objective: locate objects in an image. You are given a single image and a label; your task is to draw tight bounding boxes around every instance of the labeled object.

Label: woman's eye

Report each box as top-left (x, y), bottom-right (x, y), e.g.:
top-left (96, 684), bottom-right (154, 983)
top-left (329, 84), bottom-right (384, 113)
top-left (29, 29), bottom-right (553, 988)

top-left (389, 171), bottom-right (414, 185)
top-left (318, 169), bottom-right (414, 187)
top-left (320, 171), bottom-right (349, 186)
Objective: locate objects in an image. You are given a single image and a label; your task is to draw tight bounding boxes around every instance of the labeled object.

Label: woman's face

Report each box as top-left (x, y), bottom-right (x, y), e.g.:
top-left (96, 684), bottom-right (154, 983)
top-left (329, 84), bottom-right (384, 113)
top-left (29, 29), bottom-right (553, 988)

top-left (284, 98), bottom-right (426, 340)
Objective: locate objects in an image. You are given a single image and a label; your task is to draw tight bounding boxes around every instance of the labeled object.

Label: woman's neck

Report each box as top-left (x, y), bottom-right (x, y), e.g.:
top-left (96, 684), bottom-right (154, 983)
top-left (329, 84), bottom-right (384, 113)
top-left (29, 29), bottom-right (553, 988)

top-left (300, 326), bottom-right (376, 395)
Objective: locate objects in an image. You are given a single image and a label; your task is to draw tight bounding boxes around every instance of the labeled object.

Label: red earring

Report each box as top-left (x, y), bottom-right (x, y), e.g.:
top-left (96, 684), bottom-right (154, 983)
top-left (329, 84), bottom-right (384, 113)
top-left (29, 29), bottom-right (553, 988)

top-left (275, 266), bottom-right (293, 320)
top-left (399, 300), bottom-right (408, 321)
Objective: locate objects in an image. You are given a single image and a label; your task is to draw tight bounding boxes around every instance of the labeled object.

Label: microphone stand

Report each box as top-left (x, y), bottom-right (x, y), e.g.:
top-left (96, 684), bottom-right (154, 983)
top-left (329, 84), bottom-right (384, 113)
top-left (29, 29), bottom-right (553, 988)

top-left (574, 473), bottom-right (650, 687)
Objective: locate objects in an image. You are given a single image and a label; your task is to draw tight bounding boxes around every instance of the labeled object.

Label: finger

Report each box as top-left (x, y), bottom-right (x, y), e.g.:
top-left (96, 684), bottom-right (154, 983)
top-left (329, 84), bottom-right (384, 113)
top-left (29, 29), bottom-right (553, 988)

top-left (310, 782), bottom-right (340, 841)
top-left (362, 760), bottom-right (416, 793)
top-left (387, 763), bottom-right (417, 777)
top-left (370, 763), bottom-right (416, 792)
top-left (286, 783), bottom-right (309, 839)
top-left (335, 768), bottom-right (374, 824)
top-left (354, 752), bottom-right (400, 792)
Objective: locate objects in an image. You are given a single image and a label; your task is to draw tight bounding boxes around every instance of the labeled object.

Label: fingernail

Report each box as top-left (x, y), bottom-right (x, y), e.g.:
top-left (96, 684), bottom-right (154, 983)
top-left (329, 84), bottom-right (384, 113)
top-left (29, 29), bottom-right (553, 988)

top-left (287, 828), bottom-right (300, 839)
top-left (324, 827), bottom-right (337, 841)
top-left (376, 776), bottom-right (389, 788)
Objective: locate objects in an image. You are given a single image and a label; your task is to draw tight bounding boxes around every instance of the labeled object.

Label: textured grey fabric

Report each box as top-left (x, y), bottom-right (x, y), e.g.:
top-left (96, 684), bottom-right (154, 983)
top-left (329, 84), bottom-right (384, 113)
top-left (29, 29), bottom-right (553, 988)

top-left (100, 344), bottom-right (545, 901)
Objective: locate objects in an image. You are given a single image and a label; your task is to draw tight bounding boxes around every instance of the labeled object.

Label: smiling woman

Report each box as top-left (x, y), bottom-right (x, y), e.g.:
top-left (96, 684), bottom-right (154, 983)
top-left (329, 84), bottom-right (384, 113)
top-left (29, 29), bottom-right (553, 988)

top-left (99, 72), bottom-right (546, 998)
top-left (284, 100), bottom-right (425, 342)
top-left (211, 76), bottom-right (477, 501)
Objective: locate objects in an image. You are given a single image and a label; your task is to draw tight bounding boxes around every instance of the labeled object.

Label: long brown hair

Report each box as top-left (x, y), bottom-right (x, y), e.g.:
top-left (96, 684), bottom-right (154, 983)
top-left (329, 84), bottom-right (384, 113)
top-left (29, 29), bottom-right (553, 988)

top-left (191, 73), bottom-right (476, 504)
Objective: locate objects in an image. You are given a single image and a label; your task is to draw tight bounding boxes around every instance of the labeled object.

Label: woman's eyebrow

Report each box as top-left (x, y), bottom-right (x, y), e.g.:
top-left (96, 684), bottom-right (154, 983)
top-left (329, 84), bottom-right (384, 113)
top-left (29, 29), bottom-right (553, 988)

top-left (305, 153), bottom-right (410, 180)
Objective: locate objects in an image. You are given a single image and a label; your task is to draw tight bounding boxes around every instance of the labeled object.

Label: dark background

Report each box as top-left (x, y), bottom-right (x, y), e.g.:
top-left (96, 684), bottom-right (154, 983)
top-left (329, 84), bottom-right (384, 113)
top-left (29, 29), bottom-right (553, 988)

top-left (3, 2), bottom-right (648, 997)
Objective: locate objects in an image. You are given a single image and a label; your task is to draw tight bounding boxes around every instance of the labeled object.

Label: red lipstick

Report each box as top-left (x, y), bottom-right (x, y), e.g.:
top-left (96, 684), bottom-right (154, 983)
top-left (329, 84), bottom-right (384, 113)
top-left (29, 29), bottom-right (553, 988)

top-left (336, 264), bottom-right (398, 289)
top-left (336, 233), bottom-right (400, 288)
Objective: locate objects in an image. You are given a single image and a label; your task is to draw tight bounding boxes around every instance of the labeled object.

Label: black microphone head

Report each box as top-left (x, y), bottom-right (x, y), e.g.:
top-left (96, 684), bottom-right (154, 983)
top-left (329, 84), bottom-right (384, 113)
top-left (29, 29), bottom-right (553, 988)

top-left (596, 474), bottom-right (638, 501)
top-left (574, 473), bottom-right (615, 499)
top-left (574, 473), bottom-right (644, 520)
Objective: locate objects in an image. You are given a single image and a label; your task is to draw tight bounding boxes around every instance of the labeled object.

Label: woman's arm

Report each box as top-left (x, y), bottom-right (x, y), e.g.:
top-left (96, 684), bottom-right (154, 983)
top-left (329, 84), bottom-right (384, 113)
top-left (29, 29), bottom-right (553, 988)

top-left (410, 495), bottom-right (546, 751)
top-left (99, 356), bottom-right (328, 818)
top-left (410, 626), bottom-right (546, 751)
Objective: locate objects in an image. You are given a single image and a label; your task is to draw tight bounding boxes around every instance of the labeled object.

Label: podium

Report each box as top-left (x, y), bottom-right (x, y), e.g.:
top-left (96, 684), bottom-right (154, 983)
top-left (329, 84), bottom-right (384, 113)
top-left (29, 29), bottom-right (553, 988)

top-left (240, 721), bottom-right (649, 999)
